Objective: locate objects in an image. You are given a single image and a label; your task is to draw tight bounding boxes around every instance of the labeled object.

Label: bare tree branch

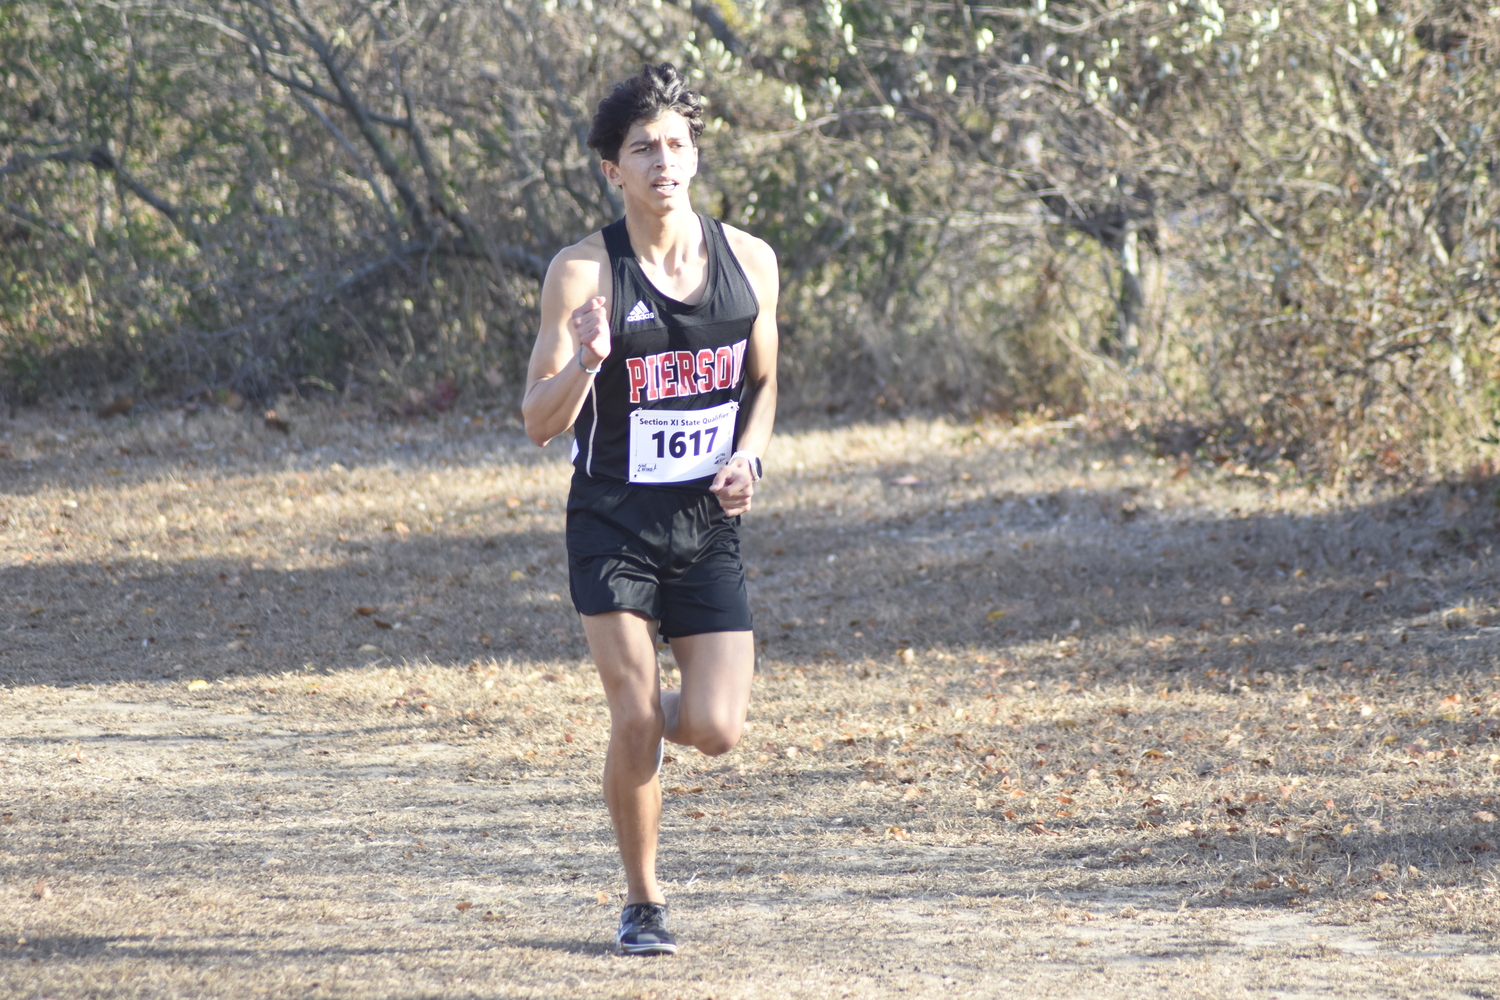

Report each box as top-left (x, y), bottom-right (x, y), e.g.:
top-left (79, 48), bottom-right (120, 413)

top-left (290, 91), bottom-right (401, 233)
top-left (1, 146), bottom-right (196, 240)
top-left (277, 0), bottom-right (430, 235)
top-left (1, 200), bottom-right (82, 242)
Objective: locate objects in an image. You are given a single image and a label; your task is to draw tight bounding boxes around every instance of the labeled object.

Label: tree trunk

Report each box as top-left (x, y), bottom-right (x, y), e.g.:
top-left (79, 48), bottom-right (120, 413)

top-left (1116, 222), bottom-right (1143, 359)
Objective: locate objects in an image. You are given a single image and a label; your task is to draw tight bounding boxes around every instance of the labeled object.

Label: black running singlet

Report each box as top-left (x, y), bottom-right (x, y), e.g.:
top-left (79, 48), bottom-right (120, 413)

top-left (572, 214), bottom-right (760, 488)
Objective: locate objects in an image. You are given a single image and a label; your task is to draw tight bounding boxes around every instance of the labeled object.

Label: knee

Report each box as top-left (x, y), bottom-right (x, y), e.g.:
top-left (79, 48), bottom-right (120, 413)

top-left (610, 705), bottom-right (664, 743)
top-left (694, 723), bottom-right (743, 757)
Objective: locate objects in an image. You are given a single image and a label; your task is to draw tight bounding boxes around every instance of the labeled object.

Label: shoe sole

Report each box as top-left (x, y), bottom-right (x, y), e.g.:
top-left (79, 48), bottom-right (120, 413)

top-left (619, 941), bottom-right (678, 956)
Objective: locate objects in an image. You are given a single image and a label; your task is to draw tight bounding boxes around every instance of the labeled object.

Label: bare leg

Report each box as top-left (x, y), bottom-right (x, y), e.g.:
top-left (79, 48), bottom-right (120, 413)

top-left (582, 615), bottom-right (756, 904)
top-left (582, 610), bottom-right (667, 905)
top-left (652, 638), bottom-right (753, 752)
top-left (667, 631), bottom-right (754, 755)
top-left (660, 688), bottom-right (681, 744)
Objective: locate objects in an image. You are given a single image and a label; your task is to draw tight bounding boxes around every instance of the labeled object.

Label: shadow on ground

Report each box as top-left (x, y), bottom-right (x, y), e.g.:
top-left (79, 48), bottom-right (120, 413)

top-left (5, 472), bottom-right (1498, 689)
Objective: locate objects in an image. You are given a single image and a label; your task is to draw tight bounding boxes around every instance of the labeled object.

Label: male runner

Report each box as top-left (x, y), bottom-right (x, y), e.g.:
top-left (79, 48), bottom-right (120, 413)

top-left (521, 63), bottom-right (778, 956)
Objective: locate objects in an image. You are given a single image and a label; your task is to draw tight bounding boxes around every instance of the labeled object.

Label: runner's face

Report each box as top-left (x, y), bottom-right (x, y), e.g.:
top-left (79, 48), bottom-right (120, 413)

top-left (604, 112), bottom-right (698, 210)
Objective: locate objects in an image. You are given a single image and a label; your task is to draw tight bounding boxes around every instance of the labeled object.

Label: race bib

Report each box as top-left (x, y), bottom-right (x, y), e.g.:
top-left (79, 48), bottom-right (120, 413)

top-left (628, 401), bottom-right (738, 484)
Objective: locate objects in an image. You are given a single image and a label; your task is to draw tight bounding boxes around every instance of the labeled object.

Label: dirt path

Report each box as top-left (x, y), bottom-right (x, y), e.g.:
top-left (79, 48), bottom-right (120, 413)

top-left (3, 405), bottom-right (1498, 998)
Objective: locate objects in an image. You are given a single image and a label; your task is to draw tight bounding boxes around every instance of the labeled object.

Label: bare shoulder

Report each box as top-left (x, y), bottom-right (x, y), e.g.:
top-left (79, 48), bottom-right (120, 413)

top-left (547, 231), bottom-right (610, 280)
top-left (719, 222), bottom-right (778, 278)
top-left (542, 232), bottom-right (610, 310)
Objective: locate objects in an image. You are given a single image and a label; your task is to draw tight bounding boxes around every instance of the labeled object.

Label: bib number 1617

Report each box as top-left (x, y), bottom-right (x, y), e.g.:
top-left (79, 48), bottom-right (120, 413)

top-left (651, 426), bottom-right (718, 459)
top-left (628, 400), bottom-right (737, 483)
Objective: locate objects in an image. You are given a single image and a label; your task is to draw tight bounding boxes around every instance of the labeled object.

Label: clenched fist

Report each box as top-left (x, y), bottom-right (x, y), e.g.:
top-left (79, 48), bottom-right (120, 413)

top-left (573, 296), bottom-right (611, 370)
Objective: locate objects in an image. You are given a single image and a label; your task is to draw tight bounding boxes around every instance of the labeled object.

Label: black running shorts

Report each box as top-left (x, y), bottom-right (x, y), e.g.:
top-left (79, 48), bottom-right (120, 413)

top-left (566, 474), bottom-right (753, 639)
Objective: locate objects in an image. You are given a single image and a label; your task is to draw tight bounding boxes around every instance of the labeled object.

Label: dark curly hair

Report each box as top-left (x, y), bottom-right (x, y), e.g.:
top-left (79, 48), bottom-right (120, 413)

top-left (586, 63), bottom-right (705, 163)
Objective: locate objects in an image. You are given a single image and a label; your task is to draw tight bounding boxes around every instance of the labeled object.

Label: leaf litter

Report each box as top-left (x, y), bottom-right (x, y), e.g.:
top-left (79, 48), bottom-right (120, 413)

top-left (0, 404), bottom-right (1498, 997)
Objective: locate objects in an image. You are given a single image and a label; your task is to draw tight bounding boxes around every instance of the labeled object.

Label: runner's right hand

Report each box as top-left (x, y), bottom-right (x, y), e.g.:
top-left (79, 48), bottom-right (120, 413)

top-left (573, 296), bottom-right (611, 370)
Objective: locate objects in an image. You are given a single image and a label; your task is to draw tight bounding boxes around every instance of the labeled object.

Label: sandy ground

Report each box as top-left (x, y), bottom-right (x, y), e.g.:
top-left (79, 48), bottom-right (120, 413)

top-left (2, 403), bottom-right (1498, 998)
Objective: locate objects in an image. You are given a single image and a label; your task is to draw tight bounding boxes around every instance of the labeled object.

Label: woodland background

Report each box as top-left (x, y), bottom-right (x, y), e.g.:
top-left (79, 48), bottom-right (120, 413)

top-left (2, 0), bottom-right (1497, 483)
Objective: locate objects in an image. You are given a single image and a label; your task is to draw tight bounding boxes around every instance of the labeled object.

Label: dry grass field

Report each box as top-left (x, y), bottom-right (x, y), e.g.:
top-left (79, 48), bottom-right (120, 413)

top-left (2, 401), bottom-right (1498, 999)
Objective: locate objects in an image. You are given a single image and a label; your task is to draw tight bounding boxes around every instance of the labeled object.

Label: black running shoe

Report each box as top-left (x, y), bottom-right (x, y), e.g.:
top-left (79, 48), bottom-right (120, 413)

top-left (617, 902), bottom-right (677, 956)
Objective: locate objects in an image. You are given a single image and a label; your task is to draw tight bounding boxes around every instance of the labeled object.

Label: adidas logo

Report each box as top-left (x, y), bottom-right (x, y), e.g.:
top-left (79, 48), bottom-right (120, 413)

top-left (625, 300), bottom-right (656, 323)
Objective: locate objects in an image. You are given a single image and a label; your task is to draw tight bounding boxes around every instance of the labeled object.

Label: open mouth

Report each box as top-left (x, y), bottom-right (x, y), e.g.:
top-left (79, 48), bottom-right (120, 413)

top-left (652, 180), bottom-right (680, 194)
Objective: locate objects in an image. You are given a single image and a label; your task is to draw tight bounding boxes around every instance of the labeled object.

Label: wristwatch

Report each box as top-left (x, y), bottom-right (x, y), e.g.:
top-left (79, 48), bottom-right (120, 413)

top-left (730, 450), bottom-right (763, 481)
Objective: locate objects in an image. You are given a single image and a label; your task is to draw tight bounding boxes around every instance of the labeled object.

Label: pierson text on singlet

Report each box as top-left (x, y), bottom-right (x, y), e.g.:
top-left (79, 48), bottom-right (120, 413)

top-left (626, 341), bottom-right (746, 404)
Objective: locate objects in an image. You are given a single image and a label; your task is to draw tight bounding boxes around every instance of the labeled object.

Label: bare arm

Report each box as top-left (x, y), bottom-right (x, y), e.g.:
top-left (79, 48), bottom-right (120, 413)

top-left (520, 238), bottom-right (611, 447)
top-left (709, 229), bottom-right (779, 517)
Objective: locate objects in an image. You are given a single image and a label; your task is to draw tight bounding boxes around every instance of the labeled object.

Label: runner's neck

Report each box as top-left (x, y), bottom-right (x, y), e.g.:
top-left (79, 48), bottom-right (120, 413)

top-left (624, 211), bottom-right (709, 304)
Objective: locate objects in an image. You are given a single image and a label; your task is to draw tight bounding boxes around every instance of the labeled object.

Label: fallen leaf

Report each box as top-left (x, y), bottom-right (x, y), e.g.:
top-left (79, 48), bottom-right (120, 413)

top-left (263, 410), bottom-right (291, 434)
top-left (96, 396), bottom-right (134, 419)
top-left (687, 811), bottom-right (706, 819)
top-left (886, 825), bottom-right (908, 840)
top-left (892, 475), bottom-right (923, 486)
top-left (373, 619), bottom-right (394, 630)
top-left (187, 679), bottom-right (210, 691)
top-left (427, 378), bottom-right (460, 412)
top-left (355, 606), bottom-right (377, 616)
top-left (358, 643), bottom-right (381, 652)
top-left (1475, 811), bottom-right (1497, 823)
top-left (1371, 891), bottom-right (1390, 902)
top-left (596, 891), bottom-right (610, 905)
top-left (481, 911), bottom-right (501, 922)
top-left (455, 901), bottom-right (473, 912)
top-left (32, 882), bottom-right (51, 900)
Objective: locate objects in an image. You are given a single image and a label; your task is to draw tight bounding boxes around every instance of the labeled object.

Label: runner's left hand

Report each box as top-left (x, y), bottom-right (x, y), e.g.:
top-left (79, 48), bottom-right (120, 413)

top-left (709, 460), bottom-right (755, 517)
